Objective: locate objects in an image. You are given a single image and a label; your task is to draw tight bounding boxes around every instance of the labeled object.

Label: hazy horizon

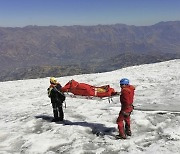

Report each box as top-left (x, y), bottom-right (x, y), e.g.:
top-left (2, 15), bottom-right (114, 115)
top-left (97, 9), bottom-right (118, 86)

top-left (0, 0), bottom-right (180, 27)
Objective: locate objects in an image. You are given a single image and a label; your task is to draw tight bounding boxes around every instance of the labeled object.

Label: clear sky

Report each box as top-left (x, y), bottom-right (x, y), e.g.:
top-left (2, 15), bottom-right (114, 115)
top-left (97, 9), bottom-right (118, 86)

top-left (0, 0), bottom-right (180, 27)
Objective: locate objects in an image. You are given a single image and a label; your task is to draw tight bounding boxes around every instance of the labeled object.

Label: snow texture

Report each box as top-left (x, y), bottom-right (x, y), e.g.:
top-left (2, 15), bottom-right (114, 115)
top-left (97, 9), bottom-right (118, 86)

top-left (0, 59), bottom-right (180, 154)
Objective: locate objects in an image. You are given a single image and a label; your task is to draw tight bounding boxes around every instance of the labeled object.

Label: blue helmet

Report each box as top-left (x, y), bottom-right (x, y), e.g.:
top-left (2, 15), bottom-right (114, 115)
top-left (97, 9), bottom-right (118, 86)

top-left (120, 78), bottom-right (129, 85)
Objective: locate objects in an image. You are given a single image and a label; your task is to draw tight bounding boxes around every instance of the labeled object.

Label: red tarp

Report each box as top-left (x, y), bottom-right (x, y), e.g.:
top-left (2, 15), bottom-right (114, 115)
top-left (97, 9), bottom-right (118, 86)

top-left (61, 79), bottom-right (117, 97)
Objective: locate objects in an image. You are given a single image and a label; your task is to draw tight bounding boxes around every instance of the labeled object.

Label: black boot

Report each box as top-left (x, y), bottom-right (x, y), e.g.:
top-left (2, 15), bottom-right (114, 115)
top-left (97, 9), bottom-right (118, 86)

top-left (51, 118), bottom-right (59, 122)
top-left (125, 124), bottom-right (131, 136)
top-left (116, 134), bottom-right (127, 139)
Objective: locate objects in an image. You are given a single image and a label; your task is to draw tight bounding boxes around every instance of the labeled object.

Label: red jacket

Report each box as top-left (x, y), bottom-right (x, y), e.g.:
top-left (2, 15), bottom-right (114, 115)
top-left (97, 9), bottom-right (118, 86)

top-left (120, 85), bottom-right (135, 113)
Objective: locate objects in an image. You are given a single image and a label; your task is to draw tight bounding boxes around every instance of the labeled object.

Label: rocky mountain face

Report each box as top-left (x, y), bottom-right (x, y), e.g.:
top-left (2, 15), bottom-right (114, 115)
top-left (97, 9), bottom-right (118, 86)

top-left (0, 21), bottom-right (180, 81)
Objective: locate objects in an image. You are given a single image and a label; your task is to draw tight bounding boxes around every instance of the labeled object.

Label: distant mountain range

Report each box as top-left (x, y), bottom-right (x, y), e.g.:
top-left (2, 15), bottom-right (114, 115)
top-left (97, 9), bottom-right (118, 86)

top-left (0, 21), bottom-right (180, 81)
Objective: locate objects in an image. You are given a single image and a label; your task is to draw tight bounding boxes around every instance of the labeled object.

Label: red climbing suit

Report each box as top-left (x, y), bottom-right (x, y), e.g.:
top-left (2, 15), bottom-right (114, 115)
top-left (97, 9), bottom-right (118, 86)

top-left (116, 85), bottom-right (135, 137)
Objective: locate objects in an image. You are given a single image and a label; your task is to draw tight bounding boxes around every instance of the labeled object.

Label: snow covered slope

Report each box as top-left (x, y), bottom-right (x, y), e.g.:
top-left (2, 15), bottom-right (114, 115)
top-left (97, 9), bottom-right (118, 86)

top-left (0, 59), bottom-right (180, 154)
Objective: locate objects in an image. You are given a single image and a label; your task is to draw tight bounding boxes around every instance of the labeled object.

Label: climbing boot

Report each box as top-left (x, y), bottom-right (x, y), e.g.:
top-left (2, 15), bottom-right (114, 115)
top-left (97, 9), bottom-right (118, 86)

top-left (115, 134), bottom-right (126, 139)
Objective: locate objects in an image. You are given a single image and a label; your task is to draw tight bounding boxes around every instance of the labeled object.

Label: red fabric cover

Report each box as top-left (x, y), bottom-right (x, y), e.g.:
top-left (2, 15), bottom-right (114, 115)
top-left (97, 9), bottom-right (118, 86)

top-left (61, 79), bottom-right (116, 97)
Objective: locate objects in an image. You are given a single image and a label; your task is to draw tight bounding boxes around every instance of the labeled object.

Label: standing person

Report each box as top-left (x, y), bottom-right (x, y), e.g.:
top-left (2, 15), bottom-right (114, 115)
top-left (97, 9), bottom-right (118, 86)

top-left (116, 78), bottom-right (135, 139)
top-left (47, 77), bottom-right (65, 122)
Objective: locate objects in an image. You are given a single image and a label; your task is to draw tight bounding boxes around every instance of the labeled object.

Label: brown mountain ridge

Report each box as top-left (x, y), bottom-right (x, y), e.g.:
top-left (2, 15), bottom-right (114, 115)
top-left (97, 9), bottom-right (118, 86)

top-left (0, 21), bottom-right (180, 81)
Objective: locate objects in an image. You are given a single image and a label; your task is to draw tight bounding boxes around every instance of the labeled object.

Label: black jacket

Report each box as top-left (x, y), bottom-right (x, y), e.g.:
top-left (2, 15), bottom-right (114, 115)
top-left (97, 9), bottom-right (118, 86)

top-left (48, 83), bottom-right (65, 104)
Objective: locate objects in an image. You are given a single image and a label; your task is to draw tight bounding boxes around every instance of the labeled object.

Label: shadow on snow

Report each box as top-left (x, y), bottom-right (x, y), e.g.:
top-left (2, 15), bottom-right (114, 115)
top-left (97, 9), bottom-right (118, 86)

top-left (35, 114), bottom-right (116, 137)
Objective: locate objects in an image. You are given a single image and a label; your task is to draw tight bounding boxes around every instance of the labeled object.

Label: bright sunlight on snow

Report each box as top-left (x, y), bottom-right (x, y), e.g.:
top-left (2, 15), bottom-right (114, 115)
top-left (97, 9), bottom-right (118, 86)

top-left (0, 59), bottom-right (180, 154)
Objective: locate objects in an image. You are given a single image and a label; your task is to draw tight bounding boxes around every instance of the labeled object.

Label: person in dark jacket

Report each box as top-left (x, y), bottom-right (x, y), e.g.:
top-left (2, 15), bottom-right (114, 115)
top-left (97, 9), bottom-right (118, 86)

top-left (116, 78), bottom-right (135, 139)
top-left (48, 77), bottom-right (65, 122)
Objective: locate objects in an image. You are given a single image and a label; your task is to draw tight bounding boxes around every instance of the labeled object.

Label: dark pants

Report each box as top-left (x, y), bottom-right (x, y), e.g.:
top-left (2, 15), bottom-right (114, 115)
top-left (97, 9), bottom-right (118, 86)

top-left (52, 102), bottom-right (64, 121)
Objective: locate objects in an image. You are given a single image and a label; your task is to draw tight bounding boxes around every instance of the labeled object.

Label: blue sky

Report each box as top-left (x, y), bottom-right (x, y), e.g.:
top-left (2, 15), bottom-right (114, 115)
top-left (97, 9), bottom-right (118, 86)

top-left (0, 0), bottom-right (180, 27)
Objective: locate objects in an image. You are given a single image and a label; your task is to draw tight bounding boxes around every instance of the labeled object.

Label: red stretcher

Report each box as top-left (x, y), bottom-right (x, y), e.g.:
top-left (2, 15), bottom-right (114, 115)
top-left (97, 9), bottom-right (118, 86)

top-left (61, 79), bottom-right (120, 102)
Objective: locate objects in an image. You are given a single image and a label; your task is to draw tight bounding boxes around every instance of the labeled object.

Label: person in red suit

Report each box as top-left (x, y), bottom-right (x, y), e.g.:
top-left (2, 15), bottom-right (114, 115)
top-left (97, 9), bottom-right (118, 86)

top-left (116, 78), bottom-right (135, 139)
